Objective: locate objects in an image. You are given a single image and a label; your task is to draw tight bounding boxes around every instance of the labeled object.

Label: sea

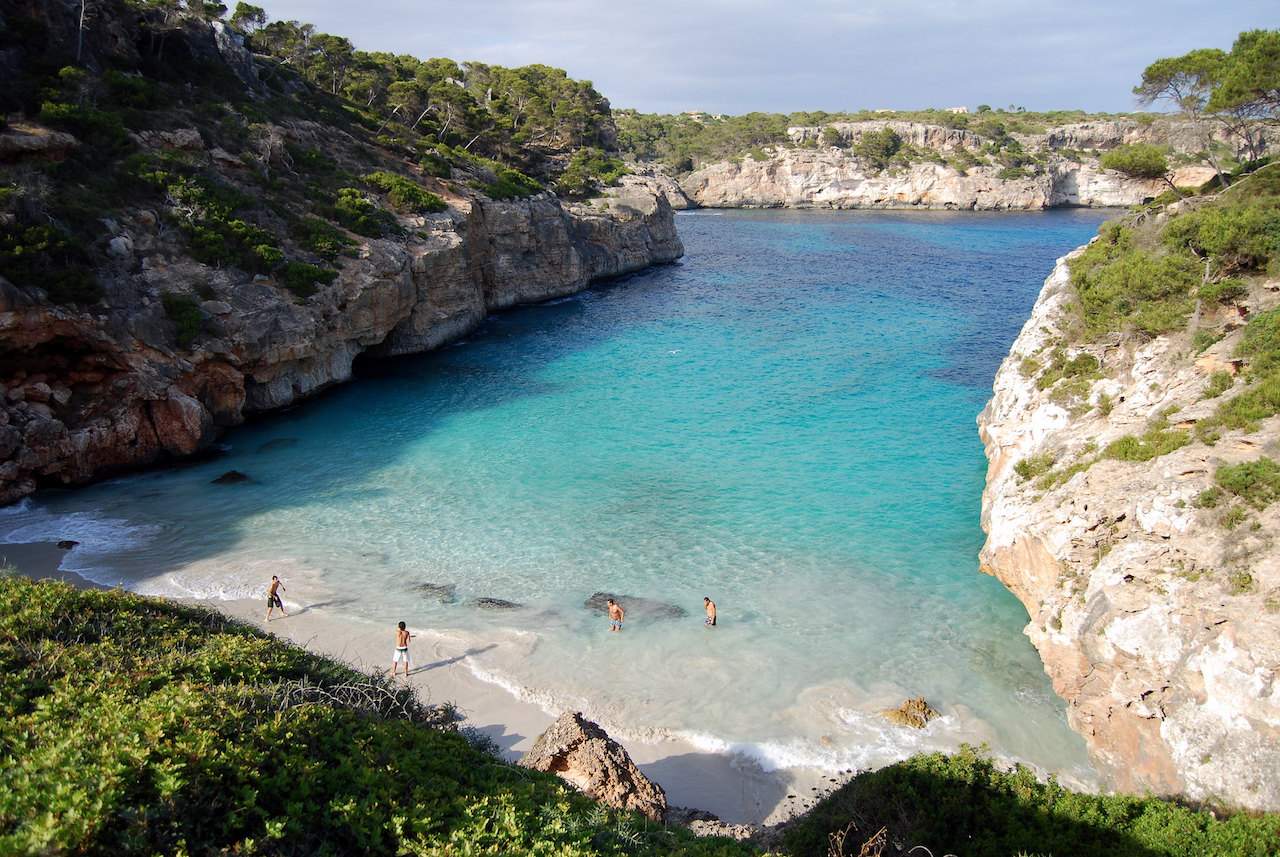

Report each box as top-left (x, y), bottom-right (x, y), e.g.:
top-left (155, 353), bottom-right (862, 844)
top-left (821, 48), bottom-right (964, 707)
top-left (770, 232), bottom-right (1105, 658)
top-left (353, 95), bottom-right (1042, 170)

top-left (1, 207), bottom-right (1112, 783)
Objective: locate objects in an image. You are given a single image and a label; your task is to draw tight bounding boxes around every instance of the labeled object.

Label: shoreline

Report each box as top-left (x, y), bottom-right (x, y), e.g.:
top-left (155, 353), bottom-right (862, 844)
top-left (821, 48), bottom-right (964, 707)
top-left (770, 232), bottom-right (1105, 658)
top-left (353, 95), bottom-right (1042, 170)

top-left (2, 540), bottom-right (827, 826)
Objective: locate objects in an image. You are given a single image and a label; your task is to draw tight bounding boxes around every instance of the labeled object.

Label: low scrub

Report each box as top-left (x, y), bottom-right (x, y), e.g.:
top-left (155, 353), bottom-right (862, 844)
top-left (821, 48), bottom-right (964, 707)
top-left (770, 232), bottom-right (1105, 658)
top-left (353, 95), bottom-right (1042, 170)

top-left (363, 170), bottom-right (447, 214)
top-left (331, 187), bottom-right (400, 237)
top-left (161, 291), bottom-right (203, 347)
top-left (1068, 223), bottom-right (1198, 337)
top-left (557, 147), bottom-right (630, 198)
top-left (1103, 427), bottom-right (1190, 462)
top-left (781, 745), bottom-right (1280, 857)
top-left (0, 578), bottom-right (749, 856)
top-left (1215, 457), bottom-right (1280, 509)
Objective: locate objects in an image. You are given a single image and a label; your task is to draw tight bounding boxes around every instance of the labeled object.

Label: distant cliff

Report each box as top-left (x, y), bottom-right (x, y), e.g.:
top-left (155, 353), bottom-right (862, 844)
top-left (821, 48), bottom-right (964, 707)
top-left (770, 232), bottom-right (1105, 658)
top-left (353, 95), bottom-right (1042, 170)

top-left (660, 118), bottom-right (1267, 210)
top-left (977, 170), bottom-right (1280, 810)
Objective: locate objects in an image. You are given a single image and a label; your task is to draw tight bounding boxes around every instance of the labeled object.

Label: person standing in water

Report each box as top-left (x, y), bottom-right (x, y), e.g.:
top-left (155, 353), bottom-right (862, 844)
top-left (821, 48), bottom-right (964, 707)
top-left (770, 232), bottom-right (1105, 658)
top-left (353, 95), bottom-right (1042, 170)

top-left (265, 575), bottom-right (286, 620)
top-left (607, 598), bottom-right (625, 632)
top-left (703, 596), bottom-right (717, 627)
top-left (390, 621), bottom-right (413, 677)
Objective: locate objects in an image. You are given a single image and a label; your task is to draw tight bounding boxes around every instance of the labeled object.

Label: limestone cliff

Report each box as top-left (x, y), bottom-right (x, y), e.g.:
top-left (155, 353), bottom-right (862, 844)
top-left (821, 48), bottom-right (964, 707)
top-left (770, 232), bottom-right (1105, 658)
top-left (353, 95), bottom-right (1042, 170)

top-left (675, 117), bottom-right (1263, 211)
top-left (0, 137), bottom-right (680, 504)
top-left (977, 215), bottom-right (1280, 809)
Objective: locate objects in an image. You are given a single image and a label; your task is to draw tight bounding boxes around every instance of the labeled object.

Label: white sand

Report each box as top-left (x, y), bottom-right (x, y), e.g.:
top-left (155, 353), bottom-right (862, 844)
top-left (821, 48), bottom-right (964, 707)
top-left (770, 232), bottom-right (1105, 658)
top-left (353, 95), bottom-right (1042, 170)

top-left (6, 542), bottom-right (832, 825)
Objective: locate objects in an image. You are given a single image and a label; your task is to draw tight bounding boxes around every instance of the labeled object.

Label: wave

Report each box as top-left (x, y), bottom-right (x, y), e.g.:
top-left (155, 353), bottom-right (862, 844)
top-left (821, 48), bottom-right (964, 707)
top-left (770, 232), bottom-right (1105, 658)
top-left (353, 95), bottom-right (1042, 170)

top-left (0, 499), bottom-right (160, 587)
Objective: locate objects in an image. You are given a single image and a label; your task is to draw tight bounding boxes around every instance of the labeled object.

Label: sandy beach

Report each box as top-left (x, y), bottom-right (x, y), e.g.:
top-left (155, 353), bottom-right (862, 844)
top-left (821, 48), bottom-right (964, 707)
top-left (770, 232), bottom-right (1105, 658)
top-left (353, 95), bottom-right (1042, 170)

top-left (4, 541), bottom-right (831, 826)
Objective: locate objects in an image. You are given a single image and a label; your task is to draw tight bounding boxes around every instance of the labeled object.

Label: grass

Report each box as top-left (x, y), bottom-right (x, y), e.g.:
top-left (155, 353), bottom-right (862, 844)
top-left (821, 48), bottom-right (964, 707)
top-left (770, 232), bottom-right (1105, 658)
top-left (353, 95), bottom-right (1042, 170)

top-left (1215, 457), bottom-right (1280, 509)
top-left (1035, 348), bottom-right (1100, 391)
top-left (780, 745), bottom-right (1280, 857)
top-left (1103, 427), bottom-right (1190, 463)
top-left (0, 577), bottom-right (751, 857)
top-left (1204, 371), bottom-right (1235, 399)
top-left (1014, 452), bottom-right (1056, 483)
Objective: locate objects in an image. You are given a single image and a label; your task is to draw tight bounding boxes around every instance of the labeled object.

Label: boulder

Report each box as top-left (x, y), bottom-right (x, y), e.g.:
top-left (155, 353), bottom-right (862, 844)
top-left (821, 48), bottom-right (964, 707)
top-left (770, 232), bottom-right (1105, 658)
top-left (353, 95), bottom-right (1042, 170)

top-left (584, 591), bottom-right (687, 621)
top-left (56, 539), bottom-right (79, 550)
top-left (520, 711), bottom-right (667, 821)
top-left (211, 470), bottom-right (250, 484)
top-left (472, 597), bottom-right (521, 610)
top-left (412, 582), bottom-right (457, 603)
top-left (880, 697), bottom-right (940, 729)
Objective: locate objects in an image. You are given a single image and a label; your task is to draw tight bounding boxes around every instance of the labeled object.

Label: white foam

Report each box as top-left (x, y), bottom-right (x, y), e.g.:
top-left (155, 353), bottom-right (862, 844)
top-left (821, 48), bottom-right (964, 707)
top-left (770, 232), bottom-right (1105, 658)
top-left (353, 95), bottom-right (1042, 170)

top-left (0, 500), bottom-right (161, 586)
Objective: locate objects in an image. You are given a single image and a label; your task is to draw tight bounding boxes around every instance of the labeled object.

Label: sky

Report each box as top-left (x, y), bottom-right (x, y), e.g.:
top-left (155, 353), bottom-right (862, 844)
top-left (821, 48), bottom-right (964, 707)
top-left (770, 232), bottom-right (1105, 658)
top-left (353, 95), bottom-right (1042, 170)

top-left (256, 1), bottom-right (1274, 115)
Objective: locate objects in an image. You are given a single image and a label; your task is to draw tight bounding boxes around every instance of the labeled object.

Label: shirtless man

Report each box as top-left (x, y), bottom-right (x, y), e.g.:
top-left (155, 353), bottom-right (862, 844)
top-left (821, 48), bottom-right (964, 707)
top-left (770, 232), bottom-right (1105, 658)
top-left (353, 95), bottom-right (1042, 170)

top-left (265, 575), bottom-right (286, 620)
top-left (703, 596), bottom-right (716, 627)
top-left (390, 621), bottom-right (414, 677)
top-left (607, 598), bottom-right (625, 632)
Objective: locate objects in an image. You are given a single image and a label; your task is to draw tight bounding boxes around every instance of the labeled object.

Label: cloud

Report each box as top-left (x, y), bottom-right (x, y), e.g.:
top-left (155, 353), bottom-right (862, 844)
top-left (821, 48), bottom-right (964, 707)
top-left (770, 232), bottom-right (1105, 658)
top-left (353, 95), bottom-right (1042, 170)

top-left (253, 0), bottom-right (1273, 113)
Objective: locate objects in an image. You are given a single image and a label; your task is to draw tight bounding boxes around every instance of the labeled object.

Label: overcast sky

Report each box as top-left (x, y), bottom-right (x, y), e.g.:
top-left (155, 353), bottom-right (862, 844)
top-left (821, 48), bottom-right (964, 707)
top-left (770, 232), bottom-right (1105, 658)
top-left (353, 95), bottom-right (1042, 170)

top-left (256, 1), bottom-right (1272, 114)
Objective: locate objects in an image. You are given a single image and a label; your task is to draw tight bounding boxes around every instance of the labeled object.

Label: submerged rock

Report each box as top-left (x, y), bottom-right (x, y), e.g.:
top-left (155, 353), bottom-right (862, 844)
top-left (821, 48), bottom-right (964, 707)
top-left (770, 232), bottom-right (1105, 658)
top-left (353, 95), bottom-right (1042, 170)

top-left (56, 540), bottom-right (79, 550)
top-left (583, 592), bottom-right (687, 620)
top-left (256, 437), bottom-right (299, 453)
top-left (520, 711), bottom-right (667, 821)
top-left (211, 470), bottom-right (250, 484)
top-left (472, 597), bottom-right (521, 610)
top-left (880, 697), bottom-right (940, 729)
top-left (412, 582), bottom-right (457, 603)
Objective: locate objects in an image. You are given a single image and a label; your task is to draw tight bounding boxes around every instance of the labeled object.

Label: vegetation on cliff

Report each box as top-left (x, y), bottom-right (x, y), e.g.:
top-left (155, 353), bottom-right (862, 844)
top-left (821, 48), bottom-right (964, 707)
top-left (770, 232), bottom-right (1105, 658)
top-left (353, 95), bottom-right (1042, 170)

top-left (0, 576), bottom-right (752, 856)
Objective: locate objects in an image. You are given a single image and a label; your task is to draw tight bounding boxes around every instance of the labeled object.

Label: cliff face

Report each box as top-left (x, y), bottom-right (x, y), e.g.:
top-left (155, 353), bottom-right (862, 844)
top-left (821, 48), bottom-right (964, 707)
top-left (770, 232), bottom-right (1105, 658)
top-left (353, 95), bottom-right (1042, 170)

top-left (675, 117), bottom-right (1265, 211)
top-left (977, 249), bottom-right (1280, 810)
top-left (0, 152), bottom-right (680, 503)
top-left (678, 150), bottom-right (1179, 210)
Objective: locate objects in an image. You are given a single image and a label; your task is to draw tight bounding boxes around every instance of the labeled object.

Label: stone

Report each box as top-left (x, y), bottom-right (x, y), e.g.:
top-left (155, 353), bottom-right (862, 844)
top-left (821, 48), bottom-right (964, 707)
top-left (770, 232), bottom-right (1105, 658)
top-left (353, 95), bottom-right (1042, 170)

top-left (0, 124), bottom-right (78, 160)
top-left (880, 696), bottom-right (940, 729)
top-left (107, 236), bottom-right (134, 258)
top-left (256, 437), bottom-right (299, 453)
top-left (472, 597), bottom-right (521, 610)
top-left (412, 582), bottom-right (457, 603)
top-left (520, 711), bottom-right (667, 821)
top-left (24, 382), bottom-right (51, 403)
top-left (201, 300), bottom-right (233, 316)
top-left (583, 591), bottom-right (688, 620)
top-left (666, 806), bottom-right (758, 841)
top-left (56, 540), bottom-right (79, 550)
top-left (211, 470), bottom-right (250, 484)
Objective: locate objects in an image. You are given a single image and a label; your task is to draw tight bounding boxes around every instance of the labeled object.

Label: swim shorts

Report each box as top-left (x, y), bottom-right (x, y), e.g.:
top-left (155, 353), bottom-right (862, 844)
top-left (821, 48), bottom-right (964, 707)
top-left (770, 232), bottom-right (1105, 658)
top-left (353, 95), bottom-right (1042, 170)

top-left (393, 647), bottom-right (409, 663)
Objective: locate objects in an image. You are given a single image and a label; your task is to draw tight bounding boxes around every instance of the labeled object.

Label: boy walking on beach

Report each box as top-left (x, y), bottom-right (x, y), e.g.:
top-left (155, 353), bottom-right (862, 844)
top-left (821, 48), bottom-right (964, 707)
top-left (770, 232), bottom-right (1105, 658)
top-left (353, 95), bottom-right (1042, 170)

top-left (703, 596), bottom-right (717, 627)
top-left (607, 598), bottom-right (625, 632)
top-left (265, 575), bottom-right (286, 620)
top-left (390, 621), bottom-right (413, 677)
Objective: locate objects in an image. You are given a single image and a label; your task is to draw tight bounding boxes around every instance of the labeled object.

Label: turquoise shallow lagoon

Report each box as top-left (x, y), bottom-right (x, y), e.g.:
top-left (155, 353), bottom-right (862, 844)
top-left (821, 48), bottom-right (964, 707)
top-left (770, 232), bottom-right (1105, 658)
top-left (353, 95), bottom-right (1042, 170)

top-left (2, 208), bottom-right (1110, 779)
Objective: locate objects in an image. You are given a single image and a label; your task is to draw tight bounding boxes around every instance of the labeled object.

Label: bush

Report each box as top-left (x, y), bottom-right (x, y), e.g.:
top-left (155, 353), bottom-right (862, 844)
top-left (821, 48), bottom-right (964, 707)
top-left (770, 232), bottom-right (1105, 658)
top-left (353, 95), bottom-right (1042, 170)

top-left (1204, 370), bottom-right (1235, 399)
top-left (1069, 223), bottom-right (1198, 337)
top-left (1103, 427), bottom-right (1190, 462)
top-left (997, 165), bottom-right (1030, 180)
top-left (161, 292), bottom-right (204, 347)
top-left (1100, 143), bottom-right (1169, 179)
top-left (0, 223), bottom-right (102, 305)
top-left (1162, 203), bottom-right (1280, 274)
top-left (363, 170), bottom-right (447, 213)
top-left (820, 126), bottom-right (844, 148)
top-left (1014, 452), bottom-right (1056, 482)
top-left (1198, 278), bottom-right (1248, 304)
top-left (1035, 348), bottom-right (1100, 391)
top-left (1215, 457), bottom-right (1280, 509)
top-left (290, 216), bottom-right (354, 261)
top-left (0, 578), bottom-right (749, 857)
top-left (332, 187), bottom-right (400, 237)
top-left (853, 128), bottom-right (903, 170)
top-left (781, 745), bottom-right (1280, 857)
top-left (37, 101), bottom-right (129, 149)
top-left (556, 147), bottom-right (630, 198)
top-left (280, 261), bottom-right (337, 298)
top-left (1236, 307), bottom-right (1280, 377)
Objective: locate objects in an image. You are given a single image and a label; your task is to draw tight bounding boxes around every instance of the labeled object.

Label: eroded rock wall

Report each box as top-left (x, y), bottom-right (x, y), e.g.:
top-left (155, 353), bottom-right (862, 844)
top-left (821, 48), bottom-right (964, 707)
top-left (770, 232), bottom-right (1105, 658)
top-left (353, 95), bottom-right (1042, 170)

top-left (0, 173), bottom-right (681, 503)
top-left (977, 252), bottom-right (1280, 810)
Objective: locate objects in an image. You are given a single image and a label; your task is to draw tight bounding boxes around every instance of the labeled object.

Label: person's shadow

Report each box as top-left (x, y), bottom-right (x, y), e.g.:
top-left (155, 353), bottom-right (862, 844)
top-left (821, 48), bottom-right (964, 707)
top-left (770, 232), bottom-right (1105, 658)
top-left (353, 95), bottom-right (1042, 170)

top-left (408, 644), bottom-right (497, 675)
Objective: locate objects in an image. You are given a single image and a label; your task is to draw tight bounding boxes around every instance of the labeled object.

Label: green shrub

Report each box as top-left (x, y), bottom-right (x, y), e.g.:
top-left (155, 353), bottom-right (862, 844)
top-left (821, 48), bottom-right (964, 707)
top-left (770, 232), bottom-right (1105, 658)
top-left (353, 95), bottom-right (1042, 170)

top-left (1069, 224), bottom-right (1198, 337)
top-left (290, 216), bottom-right (355, 260)
top-left (1227, 570), bottom-right (1255, 593)
top-left (0, 223), bottom-right (102, 305)
top-left (332, 187), bottom-right (400, 237)
top-left (1199, 278), bottom-right (1248, 305)
top-left (1222, 506), bottom-right (1248, 530)
top-left (474, 165), bottom-right (542, 200)
top-left (556, 147), bottom-right (630, 197)
top-left (1204, 370), bottom-right (1235, 399)
top-left (281, 261), bottom-right (337, 298)
top-left (0, 578), bottom-right (748, 856)
top-left (1193, 328), bottom-right (1225, 353)
top-left (37, 101), bottom-right (129, 149)
top-left (997, 165), bottom-right (1030, 180)
top-left (161, 292), bottom-right (204, 347)
top-left (1236, 307), bottom-right (1280, 377)
top-left (1100, 143), bottom-right (1169, 179)
top-left (1035, 348), bottom-right (1100, 391)
top-left (781, 744), bottom-right (1280, 857)
top-left (363, 170), bottom-right (447, 213)
top-left (1103, 427), bottom-right (1190, 462)
top-left (1162, 203), bottom-right (1280, 274)
top-left (1194, 487), bottom-right (1223, 508)
top-left (1014, 452), bottom-right (1056, 482)
top-left (1215, 457), bottom-right (1280, 509)
top-left (1200, 372), bottom-right (1280, 437)
top-left (853, 128), bottom-right (903, 170)
top-left (420, 151), bottom-right (452, 178)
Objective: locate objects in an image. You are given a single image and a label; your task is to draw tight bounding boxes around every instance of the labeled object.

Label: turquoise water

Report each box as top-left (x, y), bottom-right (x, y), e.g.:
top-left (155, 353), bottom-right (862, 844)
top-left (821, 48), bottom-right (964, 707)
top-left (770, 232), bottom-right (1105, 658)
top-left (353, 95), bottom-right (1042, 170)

top-left (2, 208), bottom-right (1109, 779)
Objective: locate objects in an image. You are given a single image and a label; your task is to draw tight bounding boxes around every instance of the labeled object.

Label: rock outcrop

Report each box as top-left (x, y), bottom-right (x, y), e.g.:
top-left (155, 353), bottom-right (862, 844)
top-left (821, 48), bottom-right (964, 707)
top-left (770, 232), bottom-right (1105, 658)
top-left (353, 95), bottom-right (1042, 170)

top-left (0, 133), bottom-right (681, 504)
top-left (520, 711), bottom-right (668, 821)
top-left (978, 251), bottom-right (1280, 810)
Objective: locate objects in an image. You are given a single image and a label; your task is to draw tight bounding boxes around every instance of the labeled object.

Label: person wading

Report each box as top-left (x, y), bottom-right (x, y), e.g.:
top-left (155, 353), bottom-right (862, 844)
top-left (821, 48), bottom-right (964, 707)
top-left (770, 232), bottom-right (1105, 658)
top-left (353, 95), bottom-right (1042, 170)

top-left (703, 596), bottom-right (717, 627)
top-left (607, 598), bottom-right (625, 632)
top-left (390, 621), bottom-right (414, 677)
top-left (265, 575), bottom-right (286, 621)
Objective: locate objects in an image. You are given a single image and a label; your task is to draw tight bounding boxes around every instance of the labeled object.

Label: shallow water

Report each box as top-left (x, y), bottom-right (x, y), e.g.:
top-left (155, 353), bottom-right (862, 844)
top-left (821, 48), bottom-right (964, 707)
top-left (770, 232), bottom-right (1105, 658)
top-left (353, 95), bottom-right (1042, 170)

top-left (3, 208), bottom-right (1110, 780)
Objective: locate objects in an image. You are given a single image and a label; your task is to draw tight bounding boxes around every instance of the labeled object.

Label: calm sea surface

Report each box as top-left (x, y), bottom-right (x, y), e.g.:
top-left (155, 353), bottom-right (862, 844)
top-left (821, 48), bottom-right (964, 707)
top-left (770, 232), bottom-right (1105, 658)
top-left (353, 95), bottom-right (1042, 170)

top-left (2, 208), bottom-right (1111, 779)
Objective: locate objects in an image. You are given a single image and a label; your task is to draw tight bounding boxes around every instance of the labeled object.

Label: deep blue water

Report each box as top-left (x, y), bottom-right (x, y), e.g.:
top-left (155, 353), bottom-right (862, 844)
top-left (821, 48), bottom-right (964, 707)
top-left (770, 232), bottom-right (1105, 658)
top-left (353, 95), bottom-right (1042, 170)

top-left (2, 207), bottom-right (1110, 777)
